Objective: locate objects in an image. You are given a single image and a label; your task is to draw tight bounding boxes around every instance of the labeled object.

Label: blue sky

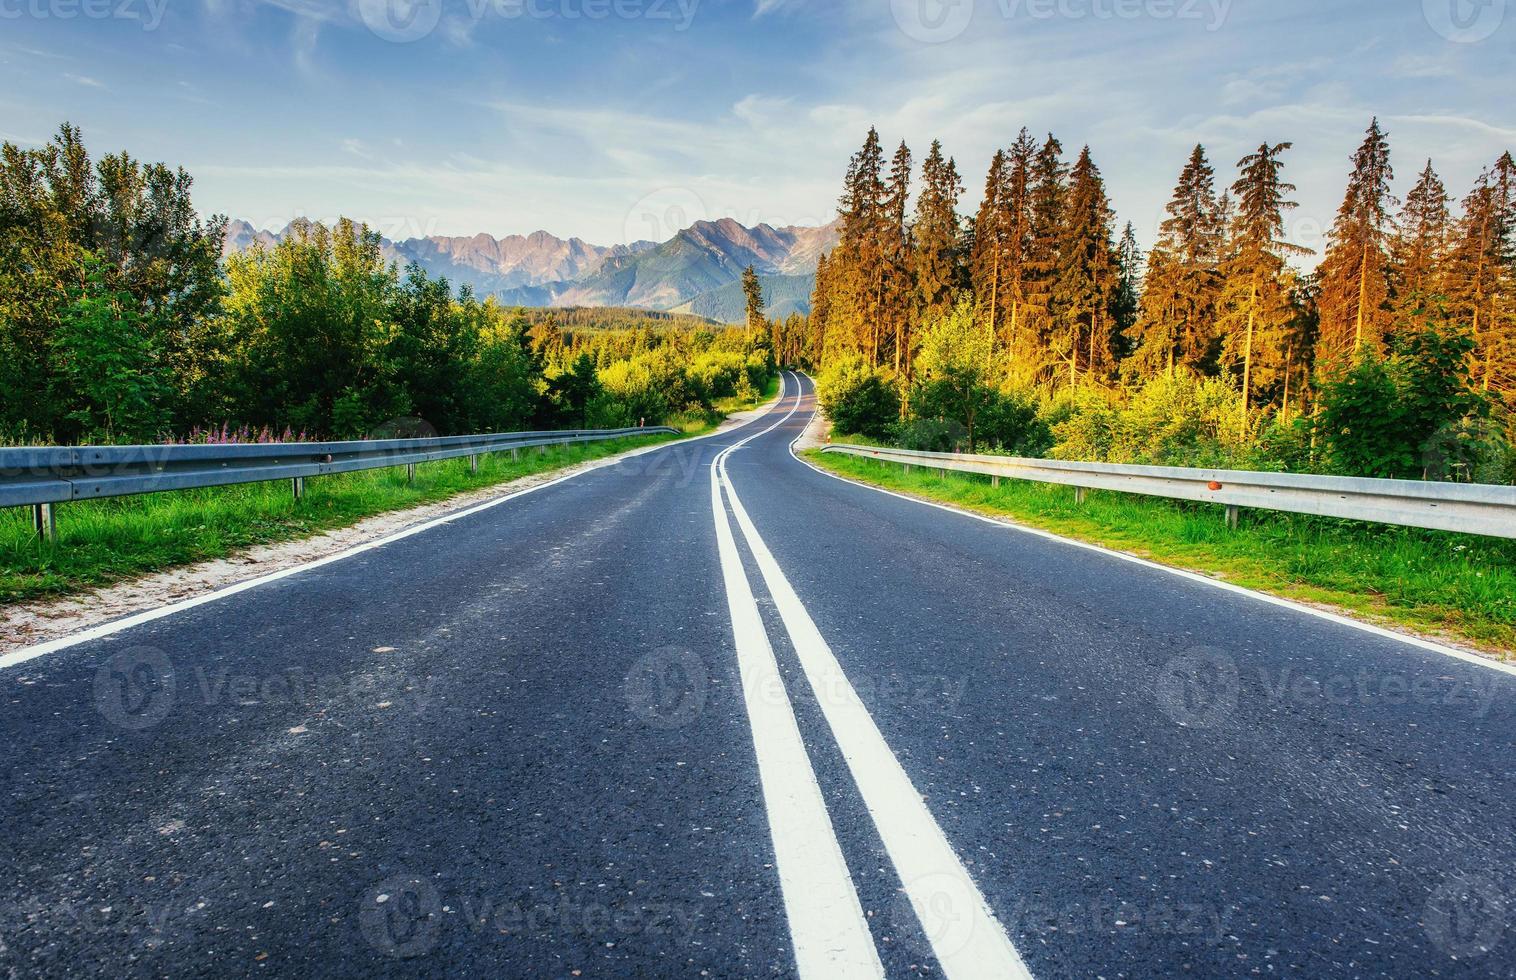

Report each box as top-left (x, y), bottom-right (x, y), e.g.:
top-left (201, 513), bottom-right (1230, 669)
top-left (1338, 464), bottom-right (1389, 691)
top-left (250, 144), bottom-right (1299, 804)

top-left (2, 0), bottom-right (1513, 261)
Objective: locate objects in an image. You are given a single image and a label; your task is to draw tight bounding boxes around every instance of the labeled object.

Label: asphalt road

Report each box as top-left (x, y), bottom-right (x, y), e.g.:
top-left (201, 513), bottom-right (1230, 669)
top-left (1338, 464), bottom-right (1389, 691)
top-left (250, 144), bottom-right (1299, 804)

top-left (2, 372), bottom-right (1513, 978)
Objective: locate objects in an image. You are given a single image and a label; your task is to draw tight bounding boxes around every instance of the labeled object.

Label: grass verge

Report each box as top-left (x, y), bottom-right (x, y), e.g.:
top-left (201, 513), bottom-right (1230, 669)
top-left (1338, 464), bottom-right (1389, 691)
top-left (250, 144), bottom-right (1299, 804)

top-left (804, 448), bottom-right (1516, 656)
top-left (1, 431), bottom-right (689, 606)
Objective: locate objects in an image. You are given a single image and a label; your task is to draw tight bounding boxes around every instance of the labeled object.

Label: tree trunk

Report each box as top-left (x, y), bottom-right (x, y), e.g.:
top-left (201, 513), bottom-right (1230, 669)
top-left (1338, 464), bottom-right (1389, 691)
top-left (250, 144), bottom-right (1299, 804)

top-left (1353, 243), bottom-right (1369, 355)
top-left (1240, 281), bottom-right (1257, 440)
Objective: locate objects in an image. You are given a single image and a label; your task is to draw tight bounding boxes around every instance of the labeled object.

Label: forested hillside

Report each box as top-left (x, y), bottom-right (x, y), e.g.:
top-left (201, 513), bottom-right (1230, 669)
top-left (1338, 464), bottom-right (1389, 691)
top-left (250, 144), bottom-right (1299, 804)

top-left (805, 125), bottom-right (1515, 483)
top-left (669, 274), bottom-right (816, 322)
top-left (0, 126), bottom-right (775, 445)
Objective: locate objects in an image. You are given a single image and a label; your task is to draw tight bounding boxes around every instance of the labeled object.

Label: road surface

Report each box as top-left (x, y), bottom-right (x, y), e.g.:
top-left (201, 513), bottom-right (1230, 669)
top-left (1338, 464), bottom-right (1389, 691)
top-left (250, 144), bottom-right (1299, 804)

top-left (2, 373), bottom-right (1513, 978)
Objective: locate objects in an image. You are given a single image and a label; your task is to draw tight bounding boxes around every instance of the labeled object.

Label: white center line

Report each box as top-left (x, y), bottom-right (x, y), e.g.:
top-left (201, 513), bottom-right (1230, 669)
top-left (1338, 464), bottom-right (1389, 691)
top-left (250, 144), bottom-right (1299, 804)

top-left (708, 378), bottom-right (884, 979)
top-left (719, 373), bottom-right (1034, 980)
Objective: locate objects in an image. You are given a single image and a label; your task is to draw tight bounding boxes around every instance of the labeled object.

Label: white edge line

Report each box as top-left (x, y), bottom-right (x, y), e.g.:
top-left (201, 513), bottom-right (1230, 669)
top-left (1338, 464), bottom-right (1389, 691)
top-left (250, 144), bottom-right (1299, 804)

top-left (783, 374), bottom-right (1516, 680)
top-left (0, 392), bottom-right (792, 671)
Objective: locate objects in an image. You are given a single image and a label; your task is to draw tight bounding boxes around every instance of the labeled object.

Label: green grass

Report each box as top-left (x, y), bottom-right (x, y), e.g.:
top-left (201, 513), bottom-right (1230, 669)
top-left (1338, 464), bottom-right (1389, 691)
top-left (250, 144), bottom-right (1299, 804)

top-left (806, 448), bottom-right (1516, 655)
top-left (713, 373), bottom-right (782, 415)
top-left (0, 432), bottom-right (687, 606)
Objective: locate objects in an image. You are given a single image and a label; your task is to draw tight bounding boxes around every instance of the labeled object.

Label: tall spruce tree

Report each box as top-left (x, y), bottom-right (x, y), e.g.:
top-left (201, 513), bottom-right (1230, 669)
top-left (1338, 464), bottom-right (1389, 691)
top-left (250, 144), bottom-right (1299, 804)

top-left (1316, 119), bottom-right (1396, 374)
top-left (1129, 145), bottom-right (1224, 379)
top-left (1389, 160), bottom-right (1452, 319)
top-left (911, 140), bottom-right (964, 380)
top-left (1051, 146), bottom-right (1120, 386)
top-left (1444, 152), bottom-right (1516, 403)
top-left (969, 149), bottom-right (1009, 349)
top-left (1114, 221), bottom-right (1143, 355)
top-left (883, 140), bottom-right (914, 373)
top-left (1022, 134), bottom-right (1068, 383)
top-left (742, 264), bottom-right (765, 332)
top-left (828, 128), bottom-right (887, 363)
top-left (1219, 141), bottom-right (1311, 434)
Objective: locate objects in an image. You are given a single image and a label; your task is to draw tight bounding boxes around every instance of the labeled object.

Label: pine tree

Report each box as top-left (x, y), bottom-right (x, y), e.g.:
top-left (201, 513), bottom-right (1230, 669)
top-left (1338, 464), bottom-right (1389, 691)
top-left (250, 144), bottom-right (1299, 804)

top-left (1051, 146), bottom-right (1119, 386)
top-left (1316, 119), bottom-right (1396, 375)
top-left (911, 140), bottom-right (963, 382)
top-left (994, 130), bottom-right (1038, 371)
top-left (742, 264), bottom-right (765, 333)
top-left (1021, 134), bottom-right (1068, 383)
top-left (1389, 160), bottom-right (1452, 319)
top-left (809, 251), bottom-right (833, 362)
top-left (829, 128), bottom-right (886, 364)
top-left (1219, 141), bottom-right (1312, 434)
top-left (1444, 152), bottom-right (1516, 404)
top-left (882, 140), bottom-right (914, 373)
top-left (969, 149), bottom-right (1009, 347)
top-left (1129, 145), bottom-right (1224, 380)
top-left (1114, 221), bottom-right (1143, 355)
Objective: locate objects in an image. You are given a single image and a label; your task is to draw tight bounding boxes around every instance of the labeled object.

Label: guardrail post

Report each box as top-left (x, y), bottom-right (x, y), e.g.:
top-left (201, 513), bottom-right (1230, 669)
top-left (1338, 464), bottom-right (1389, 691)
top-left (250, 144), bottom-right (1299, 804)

top-left (469, 454), bottom-right (478, 475)
top-left (511, 448), bottom-right (519, 461)
top-left (1226, 504), bottom-right (1240, 530)
top-left (1075, 487), bottom-right (1087, 505)
top-left (32, 503), bottom-right (56, 542)
top-left (292, 477), bottom-right (305, 502)
top-left (406, 463), bottom-right (416, 485)
top-left (991, 476), bottom-right (1000, 489)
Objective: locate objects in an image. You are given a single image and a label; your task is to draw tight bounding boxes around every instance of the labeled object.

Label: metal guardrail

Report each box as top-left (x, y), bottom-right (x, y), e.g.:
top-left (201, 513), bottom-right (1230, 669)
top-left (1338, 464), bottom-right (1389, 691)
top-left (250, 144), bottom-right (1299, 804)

top-left (3, 427), bottom-right (678, 539)
top-left (821, 444), bottom-right (1516, 540)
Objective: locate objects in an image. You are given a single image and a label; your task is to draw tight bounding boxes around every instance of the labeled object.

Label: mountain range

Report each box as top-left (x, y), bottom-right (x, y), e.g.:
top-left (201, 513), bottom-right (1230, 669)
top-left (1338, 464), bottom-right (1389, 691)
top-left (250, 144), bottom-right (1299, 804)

top-left (223, 216), bottom-right (839, 323)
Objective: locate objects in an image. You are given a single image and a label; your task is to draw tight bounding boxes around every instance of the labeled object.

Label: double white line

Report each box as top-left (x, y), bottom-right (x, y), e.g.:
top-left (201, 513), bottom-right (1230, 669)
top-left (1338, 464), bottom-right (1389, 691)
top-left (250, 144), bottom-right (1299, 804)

top-left (710, 373), bottom-right (1033, 980)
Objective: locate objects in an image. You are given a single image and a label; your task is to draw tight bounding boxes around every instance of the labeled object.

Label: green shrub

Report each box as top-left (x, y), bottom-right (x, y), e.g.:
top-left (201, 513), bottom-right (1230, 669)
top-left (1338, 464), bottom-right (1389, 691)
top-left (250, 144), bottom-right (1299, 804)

top-left (818, 354), bottom-right (900, 440)
top-left (1049, 373), bottom-right (1256, 467)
